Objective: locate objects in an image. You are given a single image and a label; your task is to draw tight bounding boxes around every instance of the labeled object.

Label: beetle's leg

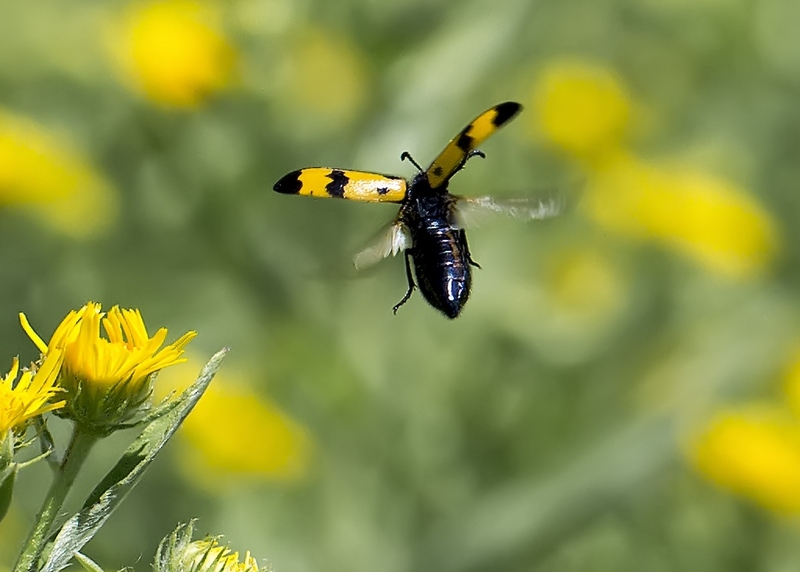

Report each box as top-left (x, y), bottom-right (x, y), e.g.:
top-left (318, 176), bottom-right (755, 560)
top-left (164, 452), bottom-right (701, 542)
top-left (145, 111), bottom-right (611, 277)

top-left (465, 149), bottom-right (486, 162)
top-left (392, 250), bottom-right (416, 314)
top-left (460, 229), bottom-right (481, 269)
top-left (451, 149), bottom-right (486, 177)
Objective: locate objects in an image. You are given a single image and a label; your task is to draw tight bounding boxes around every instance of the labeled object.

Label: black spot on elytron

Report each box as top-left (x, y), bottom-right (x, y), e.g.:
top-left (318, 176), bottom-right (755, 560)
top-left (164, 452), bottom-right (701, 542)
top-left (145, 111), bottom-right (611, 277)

top-left (326, 170), bottom-right (349, 198)
top-left (376, 186), bottom-right (390, 195)
top-left (492, 102), bottom-right (522, 127)
top-left (456, 130), bottom-right (474, 152)
top-left (273, 170), bottom-right (303, 194)
top-left (432, 165), bottom-right (443, 177)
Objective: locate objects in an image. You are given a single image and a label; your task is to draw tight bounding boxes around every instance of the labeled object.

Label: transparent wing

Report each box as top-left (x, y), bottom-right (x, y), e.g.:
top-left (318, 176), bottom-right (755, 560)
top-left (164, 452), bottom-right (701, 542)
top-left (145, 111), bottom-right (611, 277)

top-left (453, 194), bottom-right (568, 228)
top-left (353, 220), bottom-right (412, 270)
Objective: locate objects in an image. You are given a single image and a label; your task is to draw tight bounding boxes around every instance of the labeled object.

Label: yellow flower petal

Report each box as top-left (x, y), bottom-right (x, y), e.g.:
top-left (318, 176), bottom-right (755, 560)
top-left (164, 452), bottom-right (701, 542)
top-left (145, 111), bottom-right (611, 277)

top-left (185, 540), bottom-right (261, 572)
top-left (0, 350), bottom-right (65, 434)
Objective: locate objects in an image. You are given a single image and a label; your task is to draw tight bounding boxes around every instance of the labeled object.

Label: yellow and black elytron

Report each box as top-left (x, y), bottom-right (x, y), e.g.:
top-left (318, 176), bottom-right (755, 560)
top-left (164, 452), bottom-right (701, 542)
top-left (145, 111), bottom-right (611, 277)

top-left (274, 102), bottom-right (564, 319)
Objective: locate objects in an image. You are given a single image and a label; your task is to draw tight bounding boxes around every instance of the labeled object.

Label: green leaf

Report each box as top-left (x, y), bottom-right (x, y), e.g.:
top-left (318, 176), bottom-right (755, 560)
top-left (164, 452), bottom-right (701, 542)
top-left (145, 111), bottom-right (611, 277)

top-left (0, 464), bottom-right (17, 523)
top-left (40, 348), bottom-right (228, 572)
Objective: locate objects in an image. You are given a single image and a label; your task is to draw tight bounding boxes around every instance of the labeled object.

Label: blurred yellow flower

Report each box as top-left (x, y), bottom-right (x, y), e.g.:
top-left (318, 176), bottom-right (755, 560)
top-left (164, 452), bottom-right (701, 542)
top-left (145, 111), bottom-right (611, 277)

top-left (542, 245), bottom-right (626, 324)
top-left (111, 0), bottom-right (236, 108)
top-left (530, 59), bottom-right (778, 278)
top-left (691, 405), bottom-right (800, 513)
top-left (157, 362), bottom-right (312, 484)
top-left (20, 302), bottom-right (196, 434)
top-left (532, 60), bottom-right (631, 158)
top-left (586, 152), bottom-right (777, 278)
top-left (0, 350), bottom-right (65, 435)
top-left (280, 28), bottom-right (368, 127)
top-left (0, 110), bottom-right (118, 238)
top-left (180, 382), bottom-right (311, 483)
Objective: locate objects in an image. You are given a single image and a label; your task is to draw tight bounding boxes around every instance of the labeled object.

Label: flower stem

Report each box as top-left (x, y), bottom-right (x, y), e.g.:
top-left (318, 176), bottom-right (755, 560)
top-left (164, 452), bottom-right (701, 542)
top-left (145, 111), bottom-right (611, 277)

top-left (13, 426), bottom-right (98, 572)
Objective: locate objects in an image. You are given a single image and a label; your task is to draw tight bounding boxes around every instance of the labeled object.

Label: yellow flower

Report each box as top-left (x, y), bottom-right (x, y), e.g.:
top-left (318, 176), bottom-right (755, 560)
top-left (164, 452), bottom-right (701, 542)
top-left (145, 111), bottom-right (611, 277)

top-left (532, 60), bottom-right (631, 158)
top-left (0, 109), bottom-right (118, 238)
top-left (183, 540), bottom-right (260, 572)
top-left (20, 302), bottom-right (196, 434)
top-left (156, 362), bottom-right (311, 486)
top-left (585, 152), bottom-right (777, 278)
top-left (690, 405), bottom-right (800, 513)
top-left (155, 522), bottom-right (266, 572)
top-left (110, 0), bottom-right (236, 108)
top-left (0, 350), bottom-right (65, 435)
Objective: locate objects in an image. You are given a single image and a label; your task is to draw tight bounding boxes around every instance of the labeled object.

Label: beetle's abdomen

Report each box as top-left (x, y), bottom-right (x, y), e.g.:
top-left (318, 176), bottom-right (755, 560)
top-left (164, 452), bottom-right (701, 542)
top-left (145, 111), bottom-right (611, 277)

top-left (411, 220), bottom-right (471, 319)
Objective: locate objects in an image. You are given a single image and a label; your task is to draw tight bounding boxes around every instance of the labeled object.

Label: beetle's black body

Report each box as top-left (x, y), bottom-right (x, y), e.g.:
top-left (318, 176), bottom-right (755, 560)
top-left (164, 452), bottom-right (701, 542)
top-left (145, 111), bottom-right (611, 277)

top-left (394, 171), bottom-right (476, 319)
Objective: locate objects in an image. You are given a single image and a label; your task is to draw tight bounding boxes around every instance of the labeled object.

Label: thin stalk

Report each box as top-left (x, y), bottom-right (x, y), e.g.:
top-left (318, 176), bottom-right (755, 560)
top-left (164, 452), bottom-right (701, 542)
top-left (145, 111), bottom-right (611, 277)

top-left (12, 426), bottom-right (98, 572)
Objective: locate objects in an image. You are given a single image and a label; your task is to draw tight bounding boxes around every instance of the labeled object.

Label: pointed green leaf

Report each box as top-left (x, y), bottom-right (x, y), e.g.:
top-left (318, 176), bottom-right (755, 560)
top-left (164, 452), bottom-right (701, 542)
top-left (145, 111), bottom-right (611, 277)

top-left (40, 348), bottom-right (228, 572)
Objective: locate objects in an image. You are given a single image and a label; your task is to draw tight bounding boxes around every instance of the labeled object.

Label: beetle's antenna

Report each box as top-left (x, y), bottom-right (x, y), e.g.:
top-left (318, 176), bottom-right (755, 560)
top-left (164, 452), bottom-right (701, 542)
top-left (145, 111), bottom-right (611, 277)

top-left (400, 151), bottom-right (424, 173)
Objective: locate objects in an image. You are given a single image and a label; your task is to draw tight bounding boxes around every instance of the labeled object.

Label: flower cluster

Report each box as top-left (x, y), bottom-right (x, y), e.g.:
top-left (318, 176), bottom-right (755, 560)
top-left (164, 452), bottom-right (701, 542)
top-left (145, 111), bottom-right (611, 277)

top-left (531, 59), bottom-right (778, 279)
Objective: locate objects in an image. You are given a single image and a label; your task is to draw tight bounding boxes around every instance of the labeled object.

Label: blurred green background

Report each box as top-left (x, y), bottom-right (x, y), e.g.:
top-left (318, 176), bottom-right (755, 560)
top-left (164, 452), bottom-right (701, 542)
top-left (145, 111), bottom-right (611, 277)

top-left (3, 0), bottom-right (800, 570)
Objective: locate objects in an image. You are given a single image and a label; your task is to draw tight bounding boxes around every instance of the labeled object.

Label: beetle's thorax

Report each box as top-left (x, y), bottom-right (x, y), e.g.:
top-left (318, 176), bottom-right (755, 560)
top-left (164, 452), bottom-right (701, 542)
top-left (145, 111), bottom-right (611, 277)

top-left (404, 172), bottom-right (452, 219)
top-left (406, 172), bottom-right (446, 200)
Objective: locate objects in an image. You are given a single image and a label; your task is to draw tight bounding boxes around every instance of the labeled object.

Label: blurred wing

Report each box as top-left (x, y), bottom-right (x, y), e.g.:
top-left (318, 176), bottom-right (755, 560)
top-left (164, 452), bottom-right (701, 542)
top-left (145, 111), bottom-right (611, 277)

top-left (426, 102), bottom-right (523, 189)
top-left (353, 220), bottom-right (412, 270)
top-left (274, 168), bottom-right (407, 202)
top-left (454, 194), bottom-right (567, 228)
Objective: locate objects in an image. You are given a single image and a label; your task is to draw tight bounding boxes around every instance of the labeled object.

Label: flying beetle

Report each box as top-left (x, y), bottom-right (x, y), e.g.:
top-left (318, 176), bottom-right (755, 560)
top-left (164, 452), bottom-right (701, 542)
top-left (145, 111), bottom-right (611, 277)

top-left (273, 102), bottom-right (565, 319)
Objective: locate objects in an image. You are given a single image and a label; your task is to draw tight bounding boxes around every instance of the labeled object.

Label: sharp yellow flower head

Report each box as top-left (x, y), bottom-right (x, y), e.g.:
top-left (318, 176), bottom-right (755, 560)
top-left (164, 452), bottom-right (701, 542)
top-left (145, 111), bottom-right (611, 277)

top-left (155, 522), bottom-right (268, 572)
top-left (19, 302), bottom-right (197, 435)
top-left (0, 349), bottom-right (65, 436)
top-left (110, 0), bottom-right (236, 108)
